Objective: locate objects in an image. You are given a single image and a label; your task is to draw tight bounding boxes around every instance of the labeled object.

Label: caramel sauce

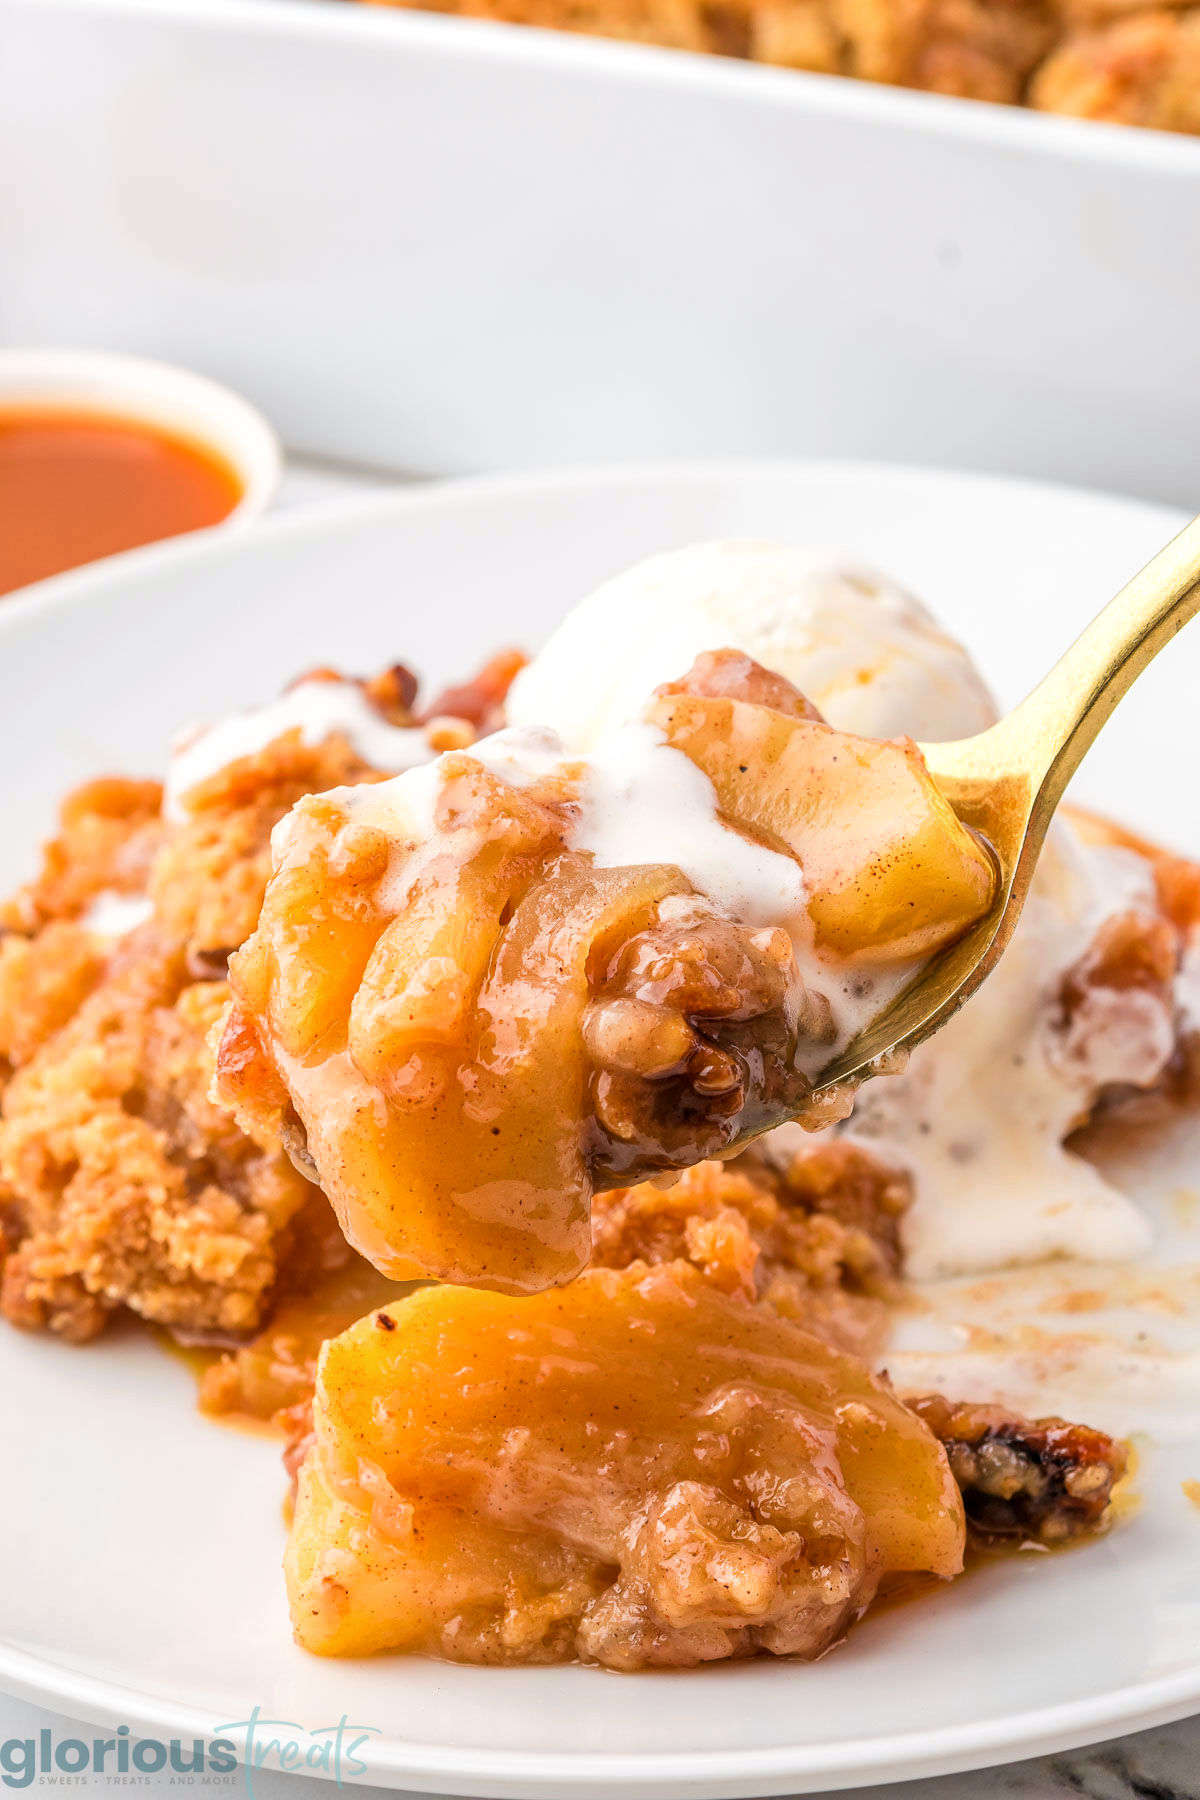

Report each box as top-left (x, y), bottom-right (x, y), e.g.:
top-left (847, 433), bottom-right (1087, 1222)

top-left (189, 1253), bottom-right (413, 1430)
top-left (865, 1539), bottom-right (1044, 1626)
top-left (0, 407), bottom-right (242, 595)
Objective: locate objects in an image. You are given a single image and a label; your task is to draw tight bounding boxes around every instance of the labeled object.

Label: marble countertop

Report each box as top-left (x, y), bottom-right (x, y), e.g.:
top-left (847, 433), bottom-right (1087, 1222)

top-left (4, 458), bottom-right (1197, 1800)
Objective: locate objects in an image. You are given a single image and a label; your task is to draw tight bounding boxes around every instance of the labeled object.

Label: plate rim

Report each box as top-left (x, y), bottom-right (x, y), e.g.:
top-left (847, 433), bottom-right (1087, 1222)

top-left (0, 454), bottom-right (1187, 647)
top-left (0, 455), bottom-right (1195, 1794)
top-left (3, 1641), bottom-right (1200, 1796)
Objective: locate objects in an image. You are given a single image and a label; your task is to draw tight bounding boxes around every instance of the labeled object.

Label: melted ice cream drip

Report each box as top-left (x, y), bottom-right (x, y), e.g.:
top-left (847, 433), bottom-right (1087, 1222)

top-left (165, 679), bottom-right (432, 820)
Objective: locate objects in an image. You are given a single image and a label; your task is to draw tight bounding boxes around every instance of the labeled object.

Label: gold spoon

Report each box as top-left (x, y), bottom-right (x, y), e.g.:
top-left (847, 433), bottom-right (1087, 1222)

top-left (815, 511), bottom-right (1200, 1094)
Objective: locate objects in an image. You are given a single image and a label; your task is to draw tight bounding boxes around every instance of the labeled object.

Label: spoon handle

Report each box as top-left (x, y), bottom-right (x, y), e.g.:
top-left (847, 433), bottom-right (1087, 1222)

top-left (931, 509), bottom-right (1200, 829)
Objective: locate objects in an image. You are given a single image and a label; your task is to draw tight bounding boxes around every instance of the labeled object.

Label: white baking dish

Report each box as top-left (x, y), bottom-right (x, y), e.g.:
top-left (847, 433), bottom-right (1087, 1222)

top-left (2, 0), bottom-right (1198, 502)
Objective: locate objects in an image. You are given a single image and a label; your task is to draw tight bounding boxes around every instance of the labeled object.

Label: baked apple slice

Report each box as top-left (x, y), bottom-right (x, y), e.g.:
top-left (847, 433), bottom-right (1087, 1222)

top-left (648, 680), bottom-right (994, 962)
top-left (285, 1262), bottom-right (965, 1669)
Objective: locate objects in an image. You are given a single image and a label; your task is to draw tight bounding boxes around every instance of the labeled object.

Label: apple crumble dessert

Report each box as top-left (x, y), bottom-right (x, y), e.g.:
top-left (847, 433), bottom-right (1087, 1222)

top-left (214, 648), bottom-right (994, 1292)
top-left (359, 0), bottom-right (1200, 134)
top-left (0, 539), bottom-right (1189, 1673)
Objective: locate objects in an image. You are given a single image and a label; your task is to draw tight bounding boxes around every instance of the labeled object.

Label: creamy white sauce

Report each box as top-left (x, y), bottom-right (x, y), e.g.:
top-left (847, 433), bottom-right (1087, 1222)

top-left (473, 723), bottom-right (932, 1061)
top-left (79, 890), bottom-right (153, 940)
top-left (833, 826), bottom-right (1168, 1280)
top-left (345, 721), bottom-right (810, 932)
top-left (302, 718), bottom-right (902, 1054)
top-left (886, 1273), bottom-right (1200, 1440)
top-left (165, 680), bottom-right (432, 820)
top-left (884, 1108), bottom-right (1200, 1437)
top-left (410, 720), bottom-right (812, 932)
top-left (340, 760), bottom-right (446, 841)
top-left (464, 725), bottom-right (568, 790)
top-left (269, 760), bottom-right (447, 916)
top-left (571, 722), bottom-right (807, 930)
top-left (805, 955), bottom-right (923, 1070)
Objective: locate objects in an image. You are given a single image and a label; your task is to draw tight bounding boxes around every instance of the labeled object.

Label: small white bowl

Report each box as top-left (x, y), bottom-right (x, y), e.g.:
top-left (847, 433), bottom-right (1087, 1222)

top-left (0, 348), bottom-right (281, 530)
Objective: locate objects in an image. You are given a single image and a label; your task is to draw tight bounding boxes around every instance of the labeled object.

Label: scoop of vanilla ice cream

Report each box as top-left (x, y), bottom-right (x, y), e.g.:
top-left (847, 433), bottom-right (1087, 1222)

top-left (507, 541), bottom-right (999, 748)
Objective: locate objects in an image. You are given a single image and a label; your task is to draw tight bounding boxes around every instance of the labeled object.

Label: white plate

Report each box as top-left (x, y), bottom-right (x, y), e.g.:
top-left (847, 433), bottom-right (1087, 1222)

top-left (1, 460), bottom-right (1198, 1799)
top-left (4, 0), bottom-right (1200, 508)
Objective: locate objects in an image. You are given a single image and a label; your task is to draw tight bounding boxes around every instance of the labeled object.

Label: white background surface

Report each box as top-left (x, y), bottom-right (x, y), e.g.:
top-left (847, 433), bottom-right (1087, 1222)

top-left (3, 461), bottom-right (1200, 1799)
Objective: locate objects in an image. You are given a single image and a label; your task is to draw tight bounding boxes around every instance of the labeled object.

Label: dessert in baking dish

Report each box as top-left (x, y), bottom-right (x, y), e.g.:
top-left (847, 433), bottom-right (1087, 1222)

top-left (1031, 8), bottom-right (1200, 132)
top-left (0, 539), bottom-right (1190, 1672)
top-left (360, 0), bottom-right (1200, 134)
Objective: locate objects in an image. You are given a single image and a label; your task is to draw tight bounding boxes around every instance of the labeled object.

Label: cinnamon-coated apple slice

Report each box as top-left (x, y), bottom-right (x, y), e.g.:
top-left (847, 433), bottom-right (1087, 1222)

top-left (647, 686), bottom-right (995, 963)
top-left (285, 1263), bottom-right (965, 1668)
